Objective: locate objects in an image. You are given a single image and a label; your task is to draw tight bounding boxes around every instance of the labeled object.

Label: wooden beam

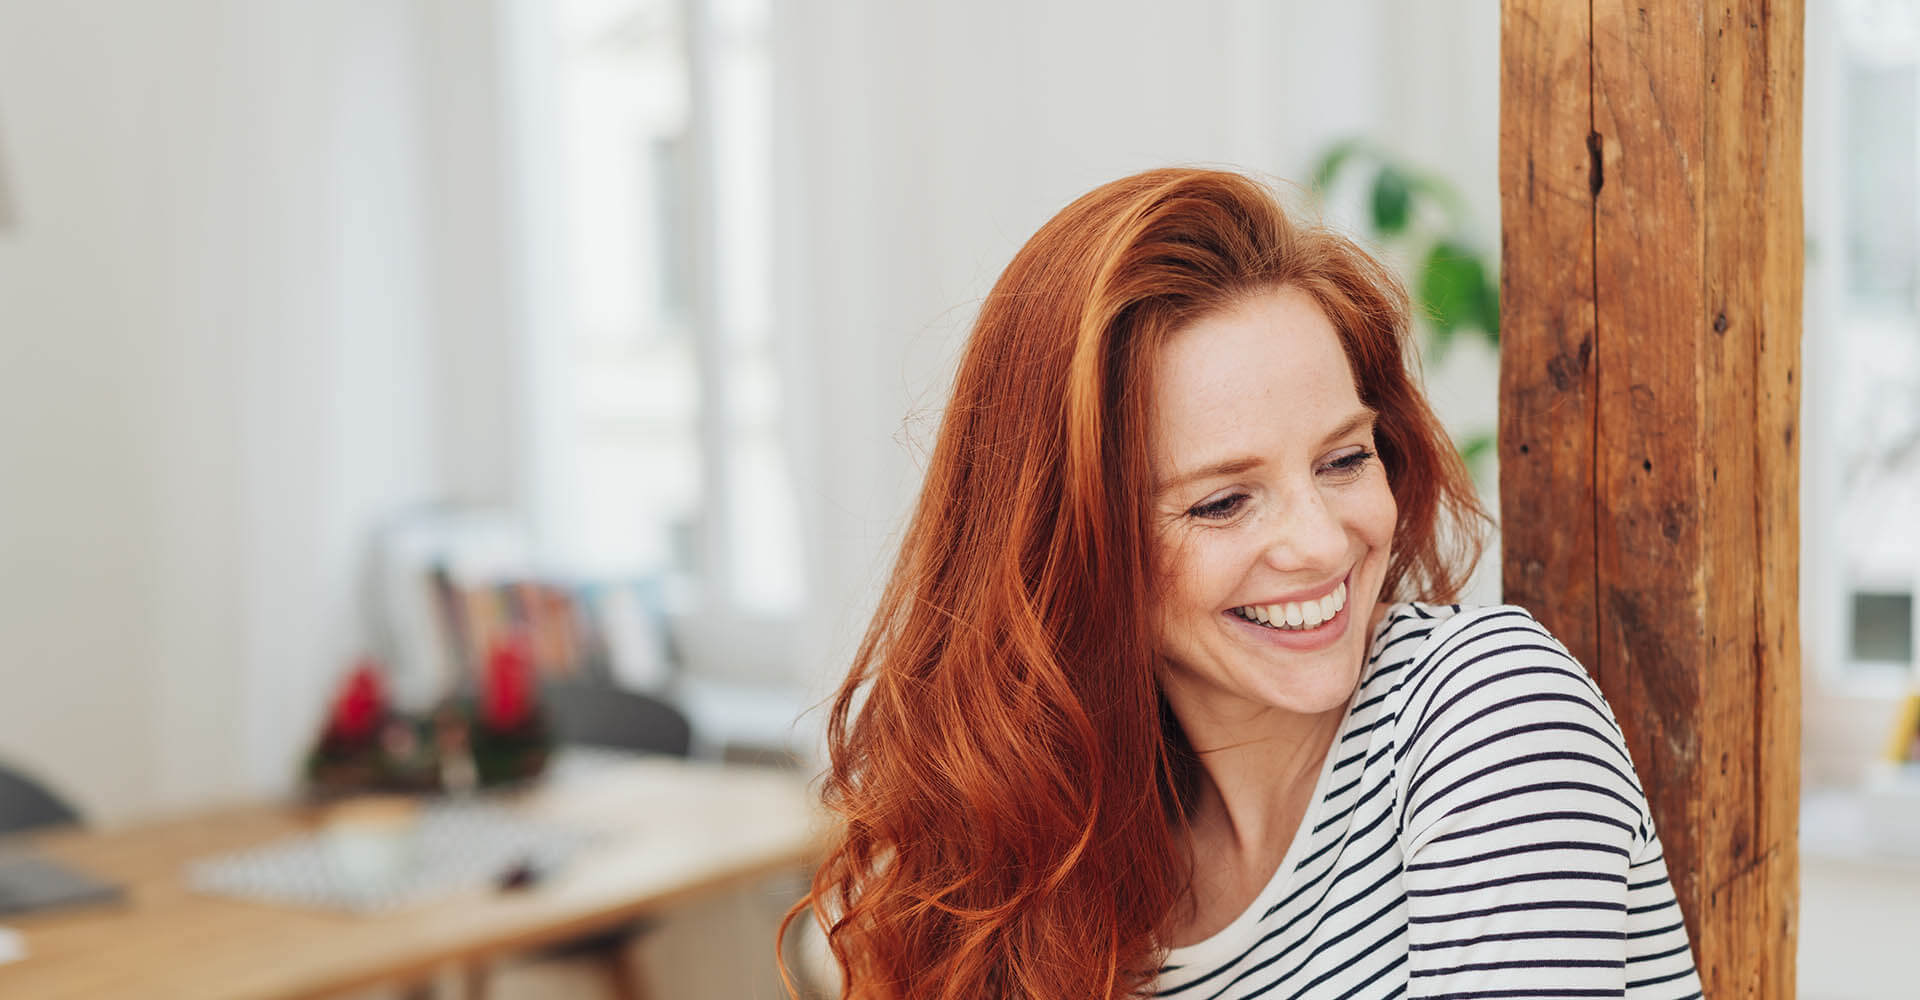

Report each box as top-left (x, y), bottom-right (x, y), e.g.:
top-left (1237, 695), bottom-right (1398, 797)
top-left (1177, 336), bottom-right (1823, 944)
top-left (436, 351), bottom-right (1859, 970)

top-left (1499, 1), bottom-right (1802, 994)
top-left (1498, 0), bottom-right (1599, 667)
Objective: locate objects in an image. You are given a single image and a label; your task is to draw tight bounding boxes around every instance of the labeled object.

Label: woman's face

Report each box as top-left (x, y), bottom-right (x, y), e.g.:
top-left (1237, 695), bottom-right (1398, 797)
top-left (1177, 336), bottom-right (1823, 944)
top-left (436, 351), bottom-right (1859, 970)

top-left (1148, 285), bottom-right (1397, 727)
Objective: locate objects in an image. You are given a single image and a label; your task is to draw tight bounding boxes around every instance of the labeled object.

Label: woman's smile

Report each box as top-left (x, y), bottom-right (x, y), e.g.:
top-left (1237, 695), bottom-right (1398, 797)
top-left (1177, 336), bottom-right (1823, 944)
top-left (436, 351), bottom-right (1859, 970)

top-left (1228, 575), bottom-right (1347, 630)
top-left (1224, 574), bottom-right (1353, 651)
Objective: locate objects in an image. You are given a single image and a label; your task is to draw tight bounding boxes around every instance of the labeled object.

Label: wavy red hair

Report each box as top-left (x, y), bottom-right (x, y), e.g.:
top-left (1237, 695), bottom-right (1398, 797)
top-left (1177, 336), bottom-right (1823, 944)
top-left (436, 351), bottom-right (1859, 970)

top-left (781, 168), bottom-right (1487, 998)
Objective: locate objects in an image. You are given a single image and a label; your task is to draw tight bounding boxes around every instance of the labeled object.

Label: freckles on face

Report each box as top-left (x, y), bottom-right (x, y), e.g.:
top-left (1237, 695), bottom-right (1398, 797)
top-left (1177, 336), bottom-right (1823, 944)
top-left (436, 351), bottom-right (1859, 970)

top-left (1147, 286), bottom-right (1398, 724)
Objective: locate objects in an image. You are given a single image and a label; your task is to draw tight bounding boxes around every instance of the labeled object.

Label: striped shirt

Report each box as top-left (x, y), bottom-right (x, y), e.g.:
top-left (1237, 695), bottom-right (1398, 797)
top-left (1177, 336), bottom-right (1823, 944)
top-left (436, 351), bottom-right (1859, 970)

top-left (1152, 602), bottom-right (1702, 1000)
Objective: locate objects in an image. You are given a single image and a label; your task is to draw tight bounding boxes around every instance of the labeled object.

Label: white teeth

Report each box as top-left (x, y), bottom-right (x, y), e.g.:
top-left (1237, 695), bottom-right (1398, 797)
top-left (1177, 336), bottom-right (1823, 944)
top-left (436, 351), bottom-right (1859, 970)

top-left (1234, 580), bottom-right (1349, 632)
top-left (1321, 582), bottom-right (1346, 621)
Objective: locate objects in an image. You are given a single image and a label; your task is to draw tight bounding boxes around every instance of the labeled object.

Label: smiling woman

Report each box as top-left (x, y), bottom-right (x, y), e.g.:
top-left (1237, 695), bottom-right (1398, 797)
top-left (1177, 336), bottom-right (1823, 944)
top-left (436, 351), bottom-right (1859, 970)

top-left (780, 169), bottom-right (1702, 1000)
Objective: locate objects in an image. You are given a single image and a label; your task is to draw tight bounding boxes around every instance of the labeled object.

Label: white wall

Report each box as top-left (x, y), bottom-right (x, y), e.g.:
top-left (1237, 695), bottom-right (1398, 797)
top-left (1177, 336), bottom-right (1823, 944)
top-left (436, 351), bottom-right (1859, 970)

top-left (0, 0), bottom-right (1498, 818)
top-left (0, 0), bottom-right (522, 822)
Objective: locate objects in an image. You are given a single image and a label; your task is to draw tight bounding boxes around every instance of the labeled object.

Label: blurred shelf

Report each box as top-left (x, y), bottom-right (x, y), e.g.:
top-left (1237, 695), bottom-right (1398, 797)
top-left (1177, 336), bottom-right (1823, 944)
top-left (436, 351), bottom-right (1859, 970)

top-left (1802, 770), bottom-right (1920, 866)
top-left (672, 677), bottom-right (822, 771)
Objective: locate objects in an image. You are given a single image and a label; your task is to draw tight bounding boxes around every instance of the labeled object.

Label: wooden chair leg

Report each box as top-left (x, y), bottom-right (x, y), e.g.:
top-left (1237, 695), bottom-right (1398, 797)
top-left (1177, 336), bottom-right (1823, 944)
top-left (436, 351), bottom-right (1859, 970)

top-left (604, 940), bottom-right (651, 1000)
top-left (462, 960), bottom-right (489, 1000)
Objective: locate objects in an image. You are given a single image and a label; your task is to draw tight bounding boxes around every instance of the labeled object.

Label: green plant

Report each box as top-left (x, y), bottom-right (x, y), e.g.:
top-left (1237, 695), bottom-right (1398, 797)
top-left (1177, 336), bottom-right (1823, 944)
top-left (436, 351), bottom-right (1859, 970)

top-left (1311, 139), bottom-right (1501, 471)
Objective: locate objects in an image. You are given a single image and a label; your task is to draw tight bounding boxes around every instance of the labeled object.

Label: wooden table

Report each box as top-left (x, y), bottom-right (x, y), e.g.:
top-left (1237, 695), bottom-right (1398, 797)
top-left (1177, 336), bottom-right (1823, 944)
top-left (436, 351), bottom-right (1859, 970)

top-left (0, 755), bottom-right (824, 1000)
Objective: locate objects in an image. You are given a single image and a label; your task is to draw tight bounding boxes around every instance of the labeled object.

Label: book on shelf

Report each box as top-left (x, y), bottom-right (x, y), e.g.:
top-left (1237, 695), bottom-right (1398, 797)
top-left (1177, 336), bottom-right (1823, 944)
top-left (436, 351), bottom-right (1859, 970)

top-left (1884, 691), bottom-right (1920, 767)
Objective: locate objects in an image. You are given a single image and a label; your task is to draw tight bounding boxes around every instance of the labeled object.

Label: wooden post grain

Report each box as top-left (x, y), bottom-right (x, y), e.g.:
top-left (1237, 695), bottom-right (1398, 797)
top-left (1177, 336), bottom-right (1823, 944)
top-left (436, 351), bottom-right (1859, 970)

top-left (1499, 0), bottom-right (1803, 994)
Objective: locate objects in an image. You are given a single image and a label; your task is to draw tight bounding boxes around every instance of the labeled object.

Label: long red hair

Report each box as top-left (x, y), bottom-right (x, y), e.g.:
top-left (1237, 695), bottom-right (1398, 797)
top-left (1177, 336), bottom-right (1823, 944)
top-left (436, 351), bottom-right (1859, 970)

top-left (782, 168), bottom-right (1487, 998)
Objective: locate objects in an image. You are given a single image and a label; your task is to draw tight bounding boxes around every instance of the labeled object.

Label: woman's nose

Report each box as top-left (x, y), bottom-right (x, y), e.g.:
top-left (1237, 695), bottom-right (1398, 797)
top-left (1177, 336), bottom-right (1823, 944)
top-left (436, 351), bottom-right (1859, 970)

top-left (1259, 486), bottom-right (1348, 572)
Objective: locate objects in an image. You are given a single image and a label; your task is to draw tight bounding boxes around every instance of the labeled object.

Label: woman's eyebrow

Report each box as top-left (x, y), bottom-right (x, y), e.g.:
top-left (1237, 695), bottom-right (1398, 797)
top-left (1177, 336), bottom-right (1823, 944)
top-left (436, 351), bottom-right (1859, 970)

top-left (1321, 408), bottom-right (1378, 448)
top-left (1155, 408), bottom-right (1378, 496)
top-left (1156, 456), bottom-right (1264, 496)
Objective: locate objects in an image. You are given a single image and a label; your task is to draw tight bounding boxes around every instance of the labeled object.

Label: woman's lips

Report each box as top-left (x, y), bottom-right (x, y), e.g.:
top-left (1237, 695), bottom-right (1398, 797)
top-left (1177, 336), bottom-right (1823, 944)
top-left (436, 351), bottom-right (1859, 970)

top-left (1224, 574), bottom-right (1354, 651)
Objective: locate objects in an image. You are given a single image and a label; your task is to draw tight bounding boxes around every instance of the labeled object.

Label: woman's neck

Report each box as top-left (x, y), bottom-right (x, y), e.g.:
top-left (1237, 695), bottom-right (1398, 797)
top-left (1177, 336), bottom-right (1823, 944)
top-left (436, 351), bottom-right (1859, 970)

top-left (1162, 703), bottom-right (1345, 948)
top-left (1184, 702), bottom-right (1344, 857)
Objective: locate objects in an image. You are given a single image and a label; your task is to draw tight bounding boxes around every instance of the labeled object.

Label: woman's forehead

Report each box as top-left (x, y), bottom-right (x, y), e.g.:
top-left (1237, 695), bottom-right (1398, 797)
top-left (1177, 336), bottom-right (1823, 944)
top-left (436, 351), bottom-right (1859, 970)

top-left (1150, 288), bottom-right (1367, 468)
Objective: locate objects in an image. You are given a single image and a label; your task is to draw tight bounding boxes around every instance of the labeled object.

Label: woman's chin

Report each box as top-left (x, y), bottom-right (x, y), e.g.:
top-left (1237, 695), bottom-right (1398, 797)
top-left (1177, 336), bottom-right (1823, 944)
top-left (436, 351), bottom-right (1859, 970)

top-left (1162, 648), bottom-right (1363, 725)
top-left (1250, 662), bottom-right (1363, 717)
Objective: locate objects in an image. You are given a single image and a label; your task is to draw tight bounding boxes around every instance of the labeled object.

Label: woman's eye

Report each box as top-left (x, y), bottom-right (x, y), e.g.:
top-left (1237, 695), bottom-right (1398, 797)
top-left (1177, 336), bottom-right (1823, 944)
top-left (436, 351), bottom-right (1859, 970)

top-left (1187, 493), bottom-right (1248, 520)
top-left (1321, 449), bottom-right (1375, 478)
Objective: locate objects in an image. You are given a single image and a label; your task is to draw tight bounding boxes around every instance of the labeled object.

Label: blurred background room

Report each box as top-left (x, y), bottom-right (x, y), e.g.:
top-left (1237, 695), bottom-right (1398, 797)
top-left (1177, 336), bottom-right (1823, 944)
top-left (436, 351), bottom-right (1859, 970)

top-left (0, 0), bottom-right (1914, 997)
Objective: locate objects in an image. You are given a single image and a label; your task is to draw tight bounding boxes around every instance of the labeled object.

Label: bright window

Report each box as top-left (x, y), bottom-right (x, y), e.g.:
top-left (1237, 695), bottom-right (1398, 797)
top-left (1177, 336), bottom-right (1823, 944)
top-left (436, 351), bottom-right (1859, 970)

top-left (516, 0), bottom-right (804, 666)
top-left (1832, 0), bottom-right (1920, 679)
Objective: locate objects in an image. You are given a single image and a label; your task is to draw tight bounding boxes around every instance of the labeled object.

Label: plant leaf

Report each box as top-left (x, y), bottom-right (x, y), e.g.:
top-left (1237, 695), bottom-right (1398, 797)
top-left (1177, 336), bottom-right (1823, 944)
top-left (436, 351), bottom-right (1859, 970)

top-left (1370, 165), bottom-right (1413, 235)
top-left (1458, 431), bottom-right (1496, 471)
top-left (1475, 269), bottom-right (1501, 347)
top-left (1418, 240), bottom-right (1491, 359)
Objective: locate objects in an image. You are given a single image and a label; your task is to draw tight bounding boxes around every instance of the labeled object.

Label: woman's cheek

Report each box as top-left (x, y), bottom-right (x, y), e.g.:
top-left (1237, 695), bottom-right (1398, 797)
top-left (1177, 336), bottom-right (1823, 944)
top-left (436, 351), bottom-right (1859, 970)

top-left (1353, 474), bottom-right (1398, 546)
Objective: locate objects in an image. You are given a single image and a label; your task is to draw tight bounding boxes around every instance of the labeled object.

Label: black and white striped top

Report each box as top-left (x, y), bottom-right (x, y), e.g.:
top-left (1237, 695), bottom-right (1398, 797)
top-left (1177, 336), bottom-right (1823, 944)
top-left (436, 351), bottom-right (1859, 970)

top-left (1152, 603), bottom-right (1702, 1000)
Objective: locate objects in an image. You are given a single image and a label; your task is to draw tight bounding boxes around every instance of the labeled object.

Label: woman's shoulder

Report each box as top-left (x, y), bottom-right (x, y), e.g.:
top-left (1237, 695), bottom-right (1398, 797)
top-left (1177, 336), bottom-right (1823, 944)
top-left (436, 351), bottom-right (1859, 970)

top-left (1374, 601), bottom-right (1580, 680)
top-left (1375, 601), bottom-right (1647, 838)
top-left (1373, 602), bottom-right (1629, 768)
top-left (1371, 601), bottom-right (1579, 689)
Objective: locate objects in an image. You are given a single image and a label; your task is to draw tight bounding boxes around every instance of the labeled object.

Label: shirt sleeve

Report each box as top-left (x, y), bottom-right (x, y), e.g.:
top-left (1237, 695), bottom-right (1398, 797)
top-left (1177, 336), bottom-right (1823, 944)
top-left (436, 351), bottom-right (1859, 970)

top-left (1394, 608), bottom-right (1701, 999)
